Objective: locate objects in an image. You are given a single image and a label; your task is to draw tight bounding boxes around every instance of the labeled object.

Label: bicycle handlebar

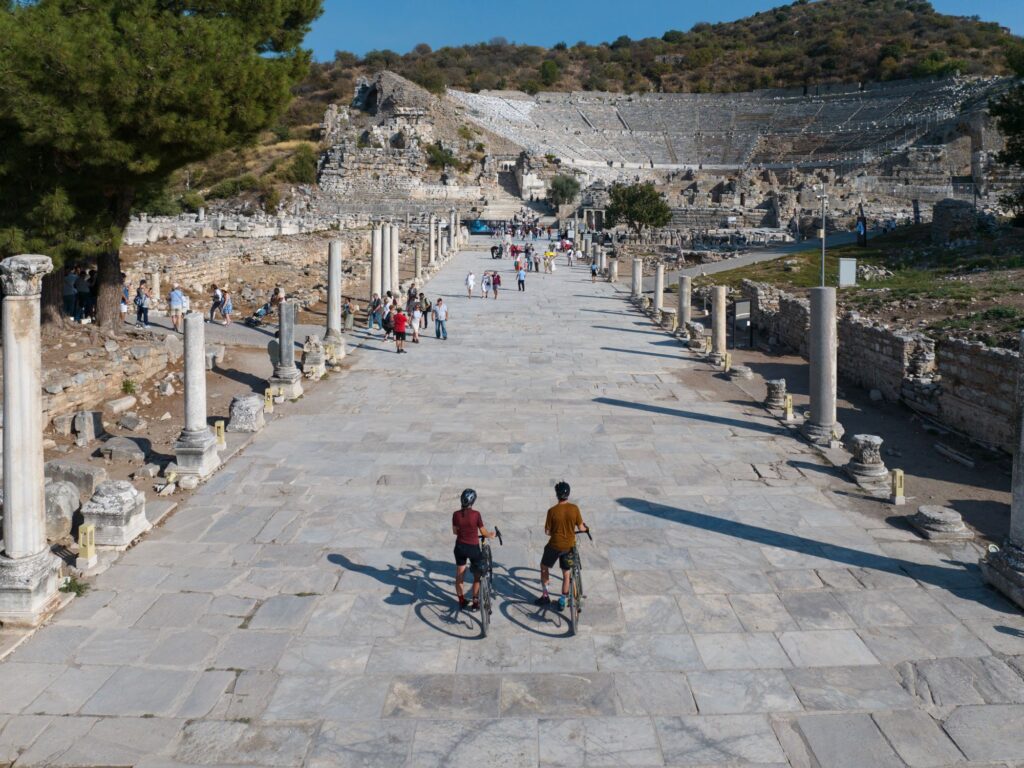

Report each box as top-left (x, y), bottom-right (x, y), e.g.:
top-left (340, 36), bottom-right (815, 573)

top-left (580, 527), bottom-right (593, 542)
top-left (481, 526), bottom-right (503, 546)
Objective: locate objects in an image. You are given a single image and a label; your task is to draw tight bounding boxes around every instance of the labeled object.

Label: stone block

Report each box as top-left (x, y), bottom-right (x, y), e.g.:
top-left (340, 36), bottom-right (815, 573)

top-left (51, 414), bottom-right (74, 437)
top-left (227, 394), bottom-right (265, 433)
top-left (44, 460), bottom-right (108, 505)
top-left (72, 410), bottom-right (104, 446)
top-left (163, 333), bottom-right (183, 363)
top-left (44, 480), bottom-right (80, 540)
top-left (118, 412), bottom-right (146, 431)
top-left (99, 436), bottom-right (147, 465)
top-left (908, 505), bottom-right (974, 541)
top-left (80, 480), bottom-right (150, 548)
top-left (104, 396), bottom-right (137, 416)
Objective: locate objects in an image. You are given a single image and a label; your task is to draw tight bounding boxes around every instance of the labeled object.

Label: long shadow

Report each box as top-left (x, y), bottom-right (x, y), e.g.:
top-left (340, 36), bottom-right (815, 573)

top-left (600, 346), bottom-right (686, 361)
top-left (326, 551), bottom-right (454, 608)
top-left (594, 396), bottom-right (786, 436)
top-left (591, 324), bottom-right (664, 336)
top-left (617, 497), bottom-right (1017, 604)
top-left (217, 366), bottom-right (269, 395)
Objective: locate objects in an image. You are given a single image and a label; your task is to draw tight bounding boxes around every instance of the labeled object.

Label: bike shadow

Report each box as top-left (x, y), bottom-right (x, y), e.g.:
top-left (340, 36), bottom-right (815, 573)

top-left (496, 566), bottom-right (573, 638)
top-left (414, 598), bottom-right (483, 639)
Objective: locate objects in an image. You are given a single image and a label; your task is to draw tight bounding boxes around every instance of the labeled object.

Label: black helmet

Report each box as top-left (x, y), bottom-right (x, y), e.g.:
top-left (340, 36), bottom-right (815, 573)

top-left (555, 481), bottom-right (571, 501)
top-left (460, 489), bottom-right (477, 508)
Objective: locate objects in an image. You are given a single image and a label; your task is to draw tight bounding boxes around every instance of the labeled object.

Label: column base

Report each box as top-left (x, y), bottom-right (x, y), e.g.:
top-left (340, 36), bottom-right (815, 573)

top-left (80, 480), bottom-right (151, 548)
top-left (0, 549), bottom-right (62, 627)
top-left (269, 369), bottom-right (304, 400)
top-left (802, 420), bottom-right (845, 447)
top-left (323, 329), bottom-right (344, 346)
top-left (844, 460), bottom-right (890, 484)
top-left (174, 429), bottom-right (221, 479)
top-left (981, 542), bottom-right (1024, 611)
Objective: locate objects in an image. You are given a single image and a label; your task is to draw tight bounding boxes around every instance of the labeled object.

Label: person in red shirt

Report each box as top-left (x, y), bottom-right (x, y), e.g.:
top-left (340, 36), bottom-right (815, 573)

top-left (392, 307), bottom-right (408, 354)
top-left (452, 488), bottom-right (495, 611)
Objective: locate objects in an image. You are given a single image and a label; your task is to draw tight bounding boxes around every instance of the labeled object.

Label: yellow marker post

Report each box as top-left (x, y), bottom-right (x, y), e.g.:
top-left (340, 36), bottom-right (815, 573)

top-left (78, 524), bottom-right (96, 562)
top-left (215, 420), bottom-right (226, 448)
top-left (783, 394), bottom-right (794, 423)
top-left (723, 352), bottom-right (732, 372)
top-left (891, 468), bottom-right (906, 506)
top-left (264, 388), bottom-right (274, 414)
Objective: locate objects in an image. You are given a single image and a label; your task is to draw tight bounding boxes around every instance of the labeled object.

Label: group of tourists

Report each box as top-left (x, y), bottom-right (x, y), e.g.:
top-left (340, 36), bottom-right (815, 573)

top-left (366, 283), bottom-right (449, 352)
top-left (62, 266), bottom-right (99, 324)
top-left (463, 270), bottom-right (502, 299)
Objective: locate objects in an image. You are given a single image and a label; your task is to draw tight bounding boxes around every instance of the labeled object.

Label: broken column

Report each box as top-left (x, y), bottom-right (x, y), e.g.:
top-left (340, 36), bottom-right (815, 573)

top-left (678, 275), bottom-right (692, 328)
top-left (390, 225), bottom-right (400, 293)
top-left (609, 259), bottom-right (619, 283)
top-left (227, 394), bottom-right (265, 433)
top-left (370, 227), bottom-right (382, 298)
top-left (80, 480), bottom-right (149, 548)
top-left (269, 300), bottom-right (303, 399)
top-left (414, 245), bottom-right (422, 281)
top-left (174, 312), bottom-right (221, 479)
top-left (765, 379), bottom-right (787, 409)
top-left (0, 255), bottom-right (62, 626)
top-left (631, 258), bottom-right (642, 299)
top-left (301, 335), bottom-right (326, 380)
top-left (449, 209), bottom-right (457, 253)
top-left (324, 240), bottom-right (344, 351)
top-left (429, 215), bottom-right (437, 265)
top-left (381, 224), bottom-right (392, 296)
top-left (843, 434), bottom-right (888, 484)
top-left (653, 264), bottom-right (665, 314)
top-left (802, 287), bottom-right (844, 446)
top-left (981, 328), bottom-right (1024, 608)
top-left (710, 286), bottom-right (727, 364)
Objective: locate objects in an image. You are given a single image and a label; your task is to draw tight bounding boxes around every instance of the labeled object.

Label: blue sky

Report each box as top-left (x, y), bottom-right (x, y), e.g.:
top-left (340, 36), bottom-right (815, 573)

top-left (307, 0), bottom-right (1023, 60)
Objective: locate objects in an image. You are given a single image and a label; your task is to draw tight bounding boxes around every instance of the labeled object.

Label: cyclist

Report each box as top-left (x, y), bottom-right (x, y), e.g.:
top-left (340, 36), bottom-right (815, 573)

top-left (535, 481), bottom-right (588, 610)
top-left (452, 488), bottom-right (495, 611)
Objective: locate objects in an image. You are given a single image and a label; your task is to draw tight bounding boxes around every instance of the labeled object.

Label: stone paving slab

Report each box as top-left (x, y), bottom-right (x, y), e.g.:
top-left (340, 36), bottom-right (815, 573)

top-left (0, 239), bottom-right (1023, 766)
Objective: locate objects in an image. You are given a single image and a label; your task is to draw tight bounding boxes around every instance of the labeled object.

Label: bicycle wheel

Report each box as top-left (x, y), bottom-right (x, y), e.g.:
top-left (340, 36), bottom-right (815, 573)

top-left (480, 579), bottom-right (491, 637)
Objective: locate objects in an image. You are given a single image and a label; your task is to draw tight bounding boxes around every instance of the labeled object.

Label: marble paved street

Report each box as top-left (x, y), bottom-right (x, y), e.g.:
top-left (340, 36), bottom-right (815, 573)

top-left (2, 240), bottom-right (1024, 766)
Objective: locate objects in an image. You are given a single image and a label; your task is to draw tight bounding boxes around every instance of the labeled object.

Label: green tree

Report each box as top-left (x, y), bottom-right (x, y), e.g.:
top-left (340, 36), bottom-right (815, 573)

top-left (539, 60), bottom-right (560, 87)
top-left (0, 0), bottom-right (322, 328)
top-left (604, 182), bottom-right (672, 236)
top-left (992, 45), bottom-right (1024, 224)
top-left (548, 174), bottom-right (581, 206)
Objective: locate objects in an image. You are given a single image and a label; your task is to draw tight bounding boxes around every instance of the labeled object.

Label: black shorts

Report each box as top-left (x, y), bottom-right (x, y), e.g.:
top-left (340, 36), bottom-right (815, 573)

top-left (395, 331), bottom-right (406, 340)
top-left (541, 544), bottom-right (573, 570)
top-left (454, 542), bottom-right (482, 573)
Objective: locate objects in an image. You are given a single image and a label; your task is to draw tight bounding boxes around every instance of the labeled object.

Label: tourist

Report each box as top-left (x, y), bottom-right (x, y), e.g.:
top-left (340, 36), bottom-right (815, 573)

top-left (270, 286), bottom-right (285, 312)
top-left (567, 248), bottom-right (574, 267)
top-left (433, 297), bottom-right (448, 340)
top-left (62, 267), bottom-right (78, 319)
top-left (492, 272), bottom-right (501, 299)
top-left (590, 261), bottom-right (598, 283)
top-left (208, 284), bottom-right (223, 323)
top-left (393, 305), bottom-right (408, 354)
top-left (382, 301), bottom-right (394, 340)
top-left (221, 288), bottom-right (233, 326)
top-left (74, 268), bottom-right (91, 323)
top-left (119, 273), bottom-right (130, 325)
top-left (411, 302), bottom-right (422, 343)
top-left (534, 481), bottom-right (588, 609)
top-left (419, 293), bottom-right (431, 330)
top-left (517, 266), bottom-right (526, 292)
top-left (342, 297), bottom-right (355, 331)
top-left (87, 269), bottom-right (99, 320)
top-left (465, 270), bottom-right (475, 298)
top-left (452, 488), bottom-right (495, 611)
top-left (406, 285), bottom-right (418, 313)
top-left (481, 271), bottom-right (492, 299)
top-left (134, 280), bottom-right (152, 328)
top-left (367, 292), bottom-right (383, 330)
top-left (168, 283), bottom-right (185, 332)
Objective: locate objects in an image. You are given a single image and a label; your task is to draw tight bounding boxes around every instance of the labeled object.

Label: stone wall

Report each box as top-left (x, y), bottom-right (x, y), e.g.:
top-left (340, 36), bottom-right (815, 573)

top-left (935, 338), bottom-right (1018, 451)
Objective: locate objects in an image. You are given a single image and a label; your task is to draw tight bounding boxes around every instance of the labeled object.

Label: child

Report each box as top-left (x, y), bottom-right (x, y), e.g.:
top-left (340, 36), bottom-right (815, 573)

top-left (393, 306), bottom-right (408, 354)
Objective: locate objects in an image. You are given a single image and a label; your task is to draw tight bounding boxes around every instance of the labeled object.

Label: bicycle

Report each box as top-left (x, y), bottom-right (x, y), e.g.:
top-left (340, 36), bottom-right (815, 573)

top-left (479, 526), bottom-right (503, 637)
top-left (567, 528), bottom-right (592, 636)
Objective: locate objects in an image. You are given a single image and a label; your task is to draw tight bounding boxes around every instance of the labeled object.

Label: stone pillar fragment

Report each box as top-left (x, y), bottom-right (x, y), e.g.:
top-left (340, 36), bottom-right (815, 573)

top-left (710, 286), bottom-right (727, 363)
top-left (631, 258), bottom-right (642, 298)
top-left (654, 265), bottom-right (665, 313)
top-left (765, 379), bottom-right (787, 409)
top-left (370, 228), bottom-right (382, 299)
top-left (414, 246), bottom-right (422, 281)
top-left (981, 329), bottom-right (1024, 608)
top-left (325, 240), bottom-right (343, 347)
top-left (269, 300), bottom-right (303, 399)
top-left (802, 287), bottom-right (844, 446)
top-left (429, 216), bottom-right (437, 265)
top-left (390, 226), bottom-right (400, 294)
top-left (844, 434), bottom-right (888, 484)
top-left (381, 224), bottom-right (392, 296)
top-left (80, 480), bottom-right (149, 548)
top-left (174, 312), bottom-right (221, 479)
top-left (0, 255), bottom-right (61, 626)
top-left (609, 259), bottom-right (619, 283)
top-left (678, 275), bottom-right (692, 327)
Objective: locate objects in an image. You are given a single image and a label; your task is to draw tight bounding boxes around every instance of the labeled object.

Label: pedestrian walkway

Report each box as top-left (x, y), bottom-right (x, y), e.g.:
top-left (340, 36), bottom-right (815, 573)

top-left (0, 240), bottom-right (1022, 766)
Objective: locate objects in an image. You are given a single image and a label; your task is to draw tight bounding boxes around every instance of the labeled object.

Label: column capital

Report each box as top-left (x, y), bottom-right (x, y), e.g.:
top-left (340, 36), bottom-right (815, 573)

top-left (0, 255), bottom-right (53, 297)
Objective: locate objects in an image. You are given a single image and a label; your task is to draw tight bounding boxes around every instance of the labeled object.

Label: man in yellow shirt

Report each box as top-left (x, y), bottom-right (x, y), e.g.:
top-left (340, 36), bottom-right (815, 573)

top-left (535, 481), bottom-right (588, 610)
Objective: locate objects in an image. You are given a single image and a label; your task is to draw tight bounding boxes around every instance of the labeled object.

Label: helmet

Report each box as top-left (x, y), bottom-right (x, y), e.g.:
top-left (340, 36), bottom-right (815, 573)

top-left (554, 481), bottom-right (571, 501)
top-left (460, 489), bottom-right (477, 509)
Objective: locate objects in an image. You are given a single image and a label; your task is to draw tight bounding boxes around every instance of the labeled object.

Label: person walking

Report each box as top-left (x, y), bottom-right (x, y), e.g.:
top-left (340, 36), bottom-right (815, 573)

top-left (590, 261), bottom-right (598, 283)
top-left (433, 298), bottom-right (448, 340)
top-left (465, 271), bottom-right (475, 299)
top-left (481, 271), bottom-right (492, 299)
top-left (492, 272), bottom-right (501, 300)
top-left (367, 293), bottom-right (383, 331)
top-left (74, 268), bottom-right (91, 323)
top-left (382, 301), bottom-right (395, 341)
top-left (393, 306), bottom-right (408, 353)
top-left (517, 266), bottom-right (526, 292)
top-left (221, 289), bottom-right (233, 325)
top-left (411, 302), bottom-right (422, 344)
top-left (208, 284), bottom-right (223, 323)
top-left (419, 293), bottom-right (430, 330)
top-left (168, 283), bottom-right (185, 333)
top-left (133, 280), bottom-right (152, 328)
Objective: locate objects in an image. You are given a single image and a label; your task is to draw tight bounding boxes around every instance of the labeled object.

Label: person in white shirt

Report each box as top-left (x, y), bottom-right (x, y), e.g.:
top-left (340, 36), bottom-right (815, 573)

top-left (481, 272), bottom-right (492, 298)
top-left (465, 271), bottom-right (475, 298)
top-left (433, 298), bottom-right (449, 339)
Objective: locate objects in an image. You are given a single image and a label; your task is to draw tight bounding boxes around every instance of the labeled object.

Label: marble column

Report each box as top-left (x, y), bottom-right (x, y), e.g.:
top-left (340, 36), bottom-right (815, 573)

top-left (631, 258), bottom-right (642, 298)
top-left (678, 275), bottom-right (692, 327)
top-left (381, 224), bottom-right (392, 296)
top-left (0, 255), bottom-right (61, 626)
top-left (802, 287), bottom-right (844, 445)
top-left (390, 226), bottom-right (400, 294)
top-left (711, 286), bottom-right (727, 363)
top-left (325, 240), bottom-right (344, 353)
top-left (269, 300), bottom-right (303, 399)
top-left (449, 209), bottom-right (457, 253)
top-left (982, 328), bottom-right (1024, 609)
top-left (370, 228), bottom-right (382, 299)
top-left (149, 271), bottom-right (161, 303)
top-left (429, 215), bottom-right (437, 264)
top-left (654, 264), bottom-right (665, 313)
top-left (174, 312), bottom-right (221, 479)
top-left (414, 245), bottom-right (422, 282)
top-left (609, 259), bottom-right (619, 283)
